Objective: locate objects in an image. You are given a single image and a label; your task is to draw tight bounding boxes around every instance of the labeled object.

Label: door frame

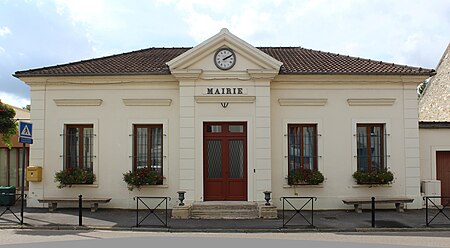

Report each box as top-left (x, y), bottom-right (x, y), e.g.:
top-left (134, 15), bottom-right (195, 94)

top-left (436, 150), bottom-right (450, 205)
top-left (203, 122), bottom-right (248, 201)
top-left (196, 117), bottom-right (254, 202)
top-left (431, 146), bottom-right (450, 180)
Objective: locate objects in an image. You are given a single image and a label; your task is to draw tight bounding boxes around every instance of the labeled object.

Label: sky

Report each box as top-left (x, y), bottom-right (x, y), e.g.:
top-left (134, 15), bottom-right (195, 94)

top-left (0, 0), bottom-right (449, 108)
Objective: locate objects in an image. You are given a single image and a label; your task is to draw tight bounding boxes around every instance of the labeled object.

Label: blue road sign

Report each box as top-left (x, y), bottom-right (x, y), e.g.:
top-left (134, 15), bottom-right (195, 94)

top-left (19, 121), bottom-right (33, 138)
top-left (18, 137), bottom-right (33, 144)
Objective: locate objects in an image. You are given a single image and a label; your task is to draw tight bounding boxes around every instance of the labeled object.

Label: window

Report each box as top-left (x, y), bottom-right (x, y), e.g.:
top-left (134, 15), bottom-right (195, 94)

top-left (133, 124), bottom-right (163, 180)
top-left (65, 124), bottom-right (94, 171)
top-left (0, 148), bottom-right (29, 189)
top-left (288, 124), bottom-right (318, 176)
top-left (356, 124), bottom-right (385, 172)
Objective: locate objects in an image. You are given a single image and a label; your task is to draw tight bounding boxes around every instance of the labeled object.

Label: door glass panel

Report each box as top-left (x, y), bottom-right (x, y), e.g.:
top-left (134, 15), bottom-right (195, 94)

top-left (229, 140), bottom-right (244, 178)
top-left (229, 125), bottom-right (244, 133)
top-left (207, 125), bottom-right (222, 133)
top-left (207, 140), bottom-right (222, 178)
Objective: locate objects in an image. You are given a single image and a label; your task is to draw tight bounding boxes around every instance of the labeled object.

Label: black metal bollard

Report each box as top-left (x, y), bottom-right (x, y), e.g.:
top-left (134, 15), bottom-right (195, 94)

top-left (371, 197), bottom-right (375, 228)
top-left (78, 194), bottom-right (82, 226)
top-left (425, 196), bottom-right (429, 227)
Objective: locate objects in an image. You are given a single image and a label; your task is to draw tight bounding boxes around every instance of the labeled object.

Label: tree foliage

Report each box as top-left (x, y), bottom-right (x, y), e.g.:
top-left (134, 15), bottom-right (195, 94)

top-left (0, 101), bottom-right (17, 148)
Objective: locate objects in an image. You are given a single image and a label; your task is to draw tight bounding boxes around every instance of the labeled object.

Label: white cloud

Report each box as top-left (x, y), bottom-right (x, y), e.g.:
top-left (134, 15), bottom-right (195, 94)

top-left (0, 26), bottom-right (11, 36)
top-left (54, 0), bottom-right (106, 24)
top-left (165, 0), bottom-right (449, 69)
top-left (0, 91), bottom-right (30, 109)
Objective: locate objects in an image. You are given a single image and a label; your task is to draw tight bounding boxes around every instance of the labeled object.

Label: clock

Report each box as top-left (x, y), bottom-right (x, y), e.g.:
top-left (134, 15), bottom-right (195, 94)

top-left (214, 48), bottom-right (236, 70)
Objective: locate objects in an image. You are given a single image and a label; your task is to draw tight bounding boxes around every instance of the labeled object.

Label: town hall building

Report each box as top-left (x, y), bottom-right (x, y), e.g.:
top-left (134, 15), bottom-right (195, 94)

top-left (14, 29), bottom-right (436, 214)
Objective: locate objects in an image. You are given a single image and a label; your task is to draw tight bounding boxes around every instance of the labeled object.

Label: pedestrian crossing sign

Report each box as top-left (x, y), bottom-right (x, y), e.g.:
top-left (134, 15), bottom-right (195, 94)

top-left (19, 121), bottom-right (33, 138)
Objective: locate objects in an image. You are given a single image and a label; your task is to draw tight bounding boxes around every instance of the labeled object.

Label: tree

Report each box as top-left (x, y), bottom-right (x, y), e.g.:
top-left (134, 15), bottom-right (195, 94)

top-left (0, 100), bottom-right (17, 148)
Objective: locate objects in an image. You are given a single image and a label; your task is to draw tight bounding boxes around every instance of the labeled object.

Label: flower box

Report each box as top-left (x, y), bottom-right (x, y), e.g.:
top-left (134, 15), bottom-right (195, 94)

top-left (288, 168), bottom-right (324, 185)
top-left (123, 167), bottom-right (164, 191)
top-left (352, 169), bottom-right (394, 185)
top-left (54, 168), bottom-right (95, 188)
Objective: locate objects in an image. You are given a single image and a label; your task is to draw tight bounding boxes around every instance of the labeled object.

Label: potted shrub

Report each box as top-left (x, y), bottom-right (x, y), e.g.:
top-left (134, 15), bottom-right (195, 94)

top-left (288, 168), bottom-right (325, 185)
top-left (123, 167), bottom-right (163, 191)
top-left (352, 168), bottom-right (394, 185)
top-left (54, 167), bottom-right (96, 188)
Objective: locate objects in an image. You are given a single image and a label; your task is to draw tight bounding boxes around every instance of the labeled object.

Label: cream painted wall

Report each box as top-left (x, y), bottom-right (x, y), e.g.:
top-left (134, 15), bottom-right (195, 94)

top-left (22, 73), bottom-right (428, 211)
top-left (419, 128), bottom-right (450, 180)
top-left (25, 78), bottom-right (182, 209)
top-left (270, 77), bottom-right (423, 210)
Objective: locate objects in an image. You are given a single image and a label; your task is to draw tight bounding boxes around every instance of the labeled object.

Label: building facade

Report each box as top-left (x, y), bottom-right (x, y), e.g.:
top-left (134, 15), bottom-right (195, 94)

top-left (15, 29), bottom-right (434, 210)
top-left (419, 43), bottom-right (450, 205)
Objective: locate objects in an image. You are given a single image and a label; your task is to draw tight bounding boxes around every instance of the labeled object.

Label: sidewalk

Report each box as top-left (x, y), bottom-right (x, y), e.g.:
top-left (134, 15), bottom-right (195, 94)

top-left (1, 205), bottom-right (450, 232)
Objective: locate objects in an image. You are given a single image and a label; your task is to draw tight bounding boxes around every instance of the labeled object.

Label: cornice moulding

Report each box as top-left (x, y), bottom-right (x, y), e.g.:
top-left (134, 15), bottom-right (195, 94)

top-left (170, 69), bottom-right (202, 80)
top-left (278, 98), bottom-right (327, 106)
top-left (347, 98), bottom-right (396, 106)
top-left (54, 99), bottom-right (102, 106)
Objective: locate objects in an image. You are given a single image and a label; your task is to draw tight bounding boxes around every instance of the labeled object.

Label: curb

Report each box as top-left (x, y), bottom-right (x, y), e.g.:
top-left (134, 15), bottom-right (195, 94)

top-left (2, 225), bottom-right (450, 233)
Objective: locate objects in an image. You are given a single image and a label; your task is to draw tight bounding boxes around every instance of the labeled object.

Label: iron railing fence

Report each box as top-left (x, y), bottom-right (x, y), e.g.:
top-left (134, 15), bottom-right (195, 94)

top-left (0, 193), bottom-right (26, 223)
top-left (134, 196), bottom-right (170, 228)
top-left (280, 196), bottom-right (317, 228)
top-left (424, 196), bottom-right (450, 227)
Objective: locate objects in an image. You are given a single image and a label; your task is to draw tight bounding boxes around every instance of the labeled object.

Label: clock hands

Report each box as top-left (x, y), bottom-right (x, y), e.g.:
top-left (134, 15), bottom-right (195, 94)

top-left (222, 54), bottom-right (233, 61)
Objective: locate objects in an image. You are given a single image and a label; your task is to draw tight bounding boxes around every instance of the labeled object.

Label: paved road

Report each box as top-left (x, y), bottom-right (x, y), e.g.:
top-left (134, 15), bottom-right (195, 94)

top-left (0, 230), bottom-right (449, 247)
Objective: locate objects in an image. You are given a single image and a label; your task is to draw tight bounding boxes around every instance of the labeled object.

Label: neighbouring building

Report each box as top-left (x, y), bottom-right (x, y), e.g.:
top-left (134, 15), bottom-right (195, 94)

top-left (14, 29), bottom-right (435, 211)
top-left (0, 104), bottom-right (30, 189)
top-left (419, 43), bottom-right (450, 206)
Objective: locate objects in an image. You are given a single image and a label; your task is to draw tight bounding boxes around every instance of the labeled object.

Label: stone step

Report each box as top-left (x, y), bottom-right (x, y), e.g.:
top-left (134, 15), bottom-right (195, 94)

top-left (190, 201), bottom-right (259, 219)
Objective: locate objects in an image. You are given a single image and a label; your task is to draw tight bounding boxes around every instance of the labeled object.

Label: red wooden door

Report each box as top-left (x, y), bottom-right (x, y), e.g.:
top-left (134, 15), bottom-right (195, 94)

top-left (203, 122), bottom-right (247, 201)
top-left (437, 151), bottom-right (450, 206)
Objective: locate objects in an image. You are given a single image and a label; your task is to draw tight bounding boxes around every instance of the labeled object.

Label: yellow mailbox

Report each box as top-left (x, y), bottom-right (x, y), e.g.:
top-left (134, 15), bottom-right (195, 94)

top-left (27, 166), bottom-right (42, 182)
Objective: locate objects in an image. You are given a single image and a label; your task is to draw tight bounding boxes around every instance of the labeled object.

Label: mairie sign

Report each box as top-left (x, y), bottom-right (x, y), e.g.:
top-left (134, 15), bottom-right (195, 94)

top-left (19, 121), bottom-right (33, 144)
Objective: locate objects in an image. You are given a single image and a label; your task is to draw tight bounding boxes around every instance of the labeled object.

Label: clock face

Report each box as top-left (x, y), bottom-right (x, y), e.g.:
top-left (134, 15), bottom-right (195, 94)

top-left (214, 48), bottom-right (236, 70)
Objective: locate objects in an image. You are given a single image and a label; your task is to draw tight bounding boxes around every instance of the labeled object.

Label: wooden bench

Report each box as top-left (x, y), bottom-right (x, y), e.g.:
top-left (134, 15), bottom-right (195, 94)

top-left (38, 197), bottom-right (111, 212)
top-left (342, 197), bottom-right (414, 213)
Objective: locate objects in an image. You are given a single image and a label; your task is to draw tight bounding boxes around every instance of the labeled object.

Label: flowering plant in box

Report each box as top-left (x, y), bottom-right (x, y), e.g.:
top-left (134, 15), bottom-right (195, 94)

top-left (54, 167), bottom-right (95, 188)
top-left (288, 168), bottom-right (324, 185)
top-left (123, 167), bottom-right (163, 191)
top-left (352, 168), bottom-right (394, 185)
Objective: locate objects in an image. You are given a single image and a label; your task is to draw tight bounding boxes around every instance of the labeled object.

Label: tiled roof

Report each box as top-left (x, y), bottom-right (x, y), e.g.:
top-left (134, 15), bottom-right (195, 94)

top-left (14, 47), bottom-right (434, 77)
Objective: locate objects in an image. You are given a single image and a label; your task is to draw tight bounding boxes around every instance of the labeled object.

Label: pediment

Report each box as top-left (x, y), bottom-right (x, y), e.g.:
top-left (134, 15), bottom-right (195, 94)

top-left (167, 28), bottom-right (282, 80)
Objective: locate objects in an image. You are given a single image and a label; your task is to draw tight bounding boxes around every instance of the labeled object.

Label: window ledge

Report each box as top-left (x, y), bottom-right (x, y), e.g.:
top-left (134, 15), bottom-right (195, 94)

top-left (351, 184), bottom-right (392, 188)
top-left (283, 184), bottom-right (324, 188)
top-left (68, 184), bottom-right (99, 188)
top-left (139, 184), bottom-right (169, 189)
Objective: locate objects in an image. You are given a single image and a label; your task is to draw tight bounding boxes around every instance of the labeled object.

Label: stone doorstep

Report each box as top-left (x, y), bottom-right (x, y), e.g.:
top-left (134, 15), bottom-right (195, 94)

top-left (191, 202), bottom-right (258, 219)
top-left (172, 201), bottom-right (277, 219)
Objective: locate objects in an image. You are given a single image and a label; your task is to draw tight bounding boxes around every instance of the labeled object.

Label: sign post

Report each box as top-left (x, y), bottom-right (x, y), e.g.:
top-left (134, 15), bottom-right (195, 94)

top-left (18, 121), bottom-right (33, 225)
